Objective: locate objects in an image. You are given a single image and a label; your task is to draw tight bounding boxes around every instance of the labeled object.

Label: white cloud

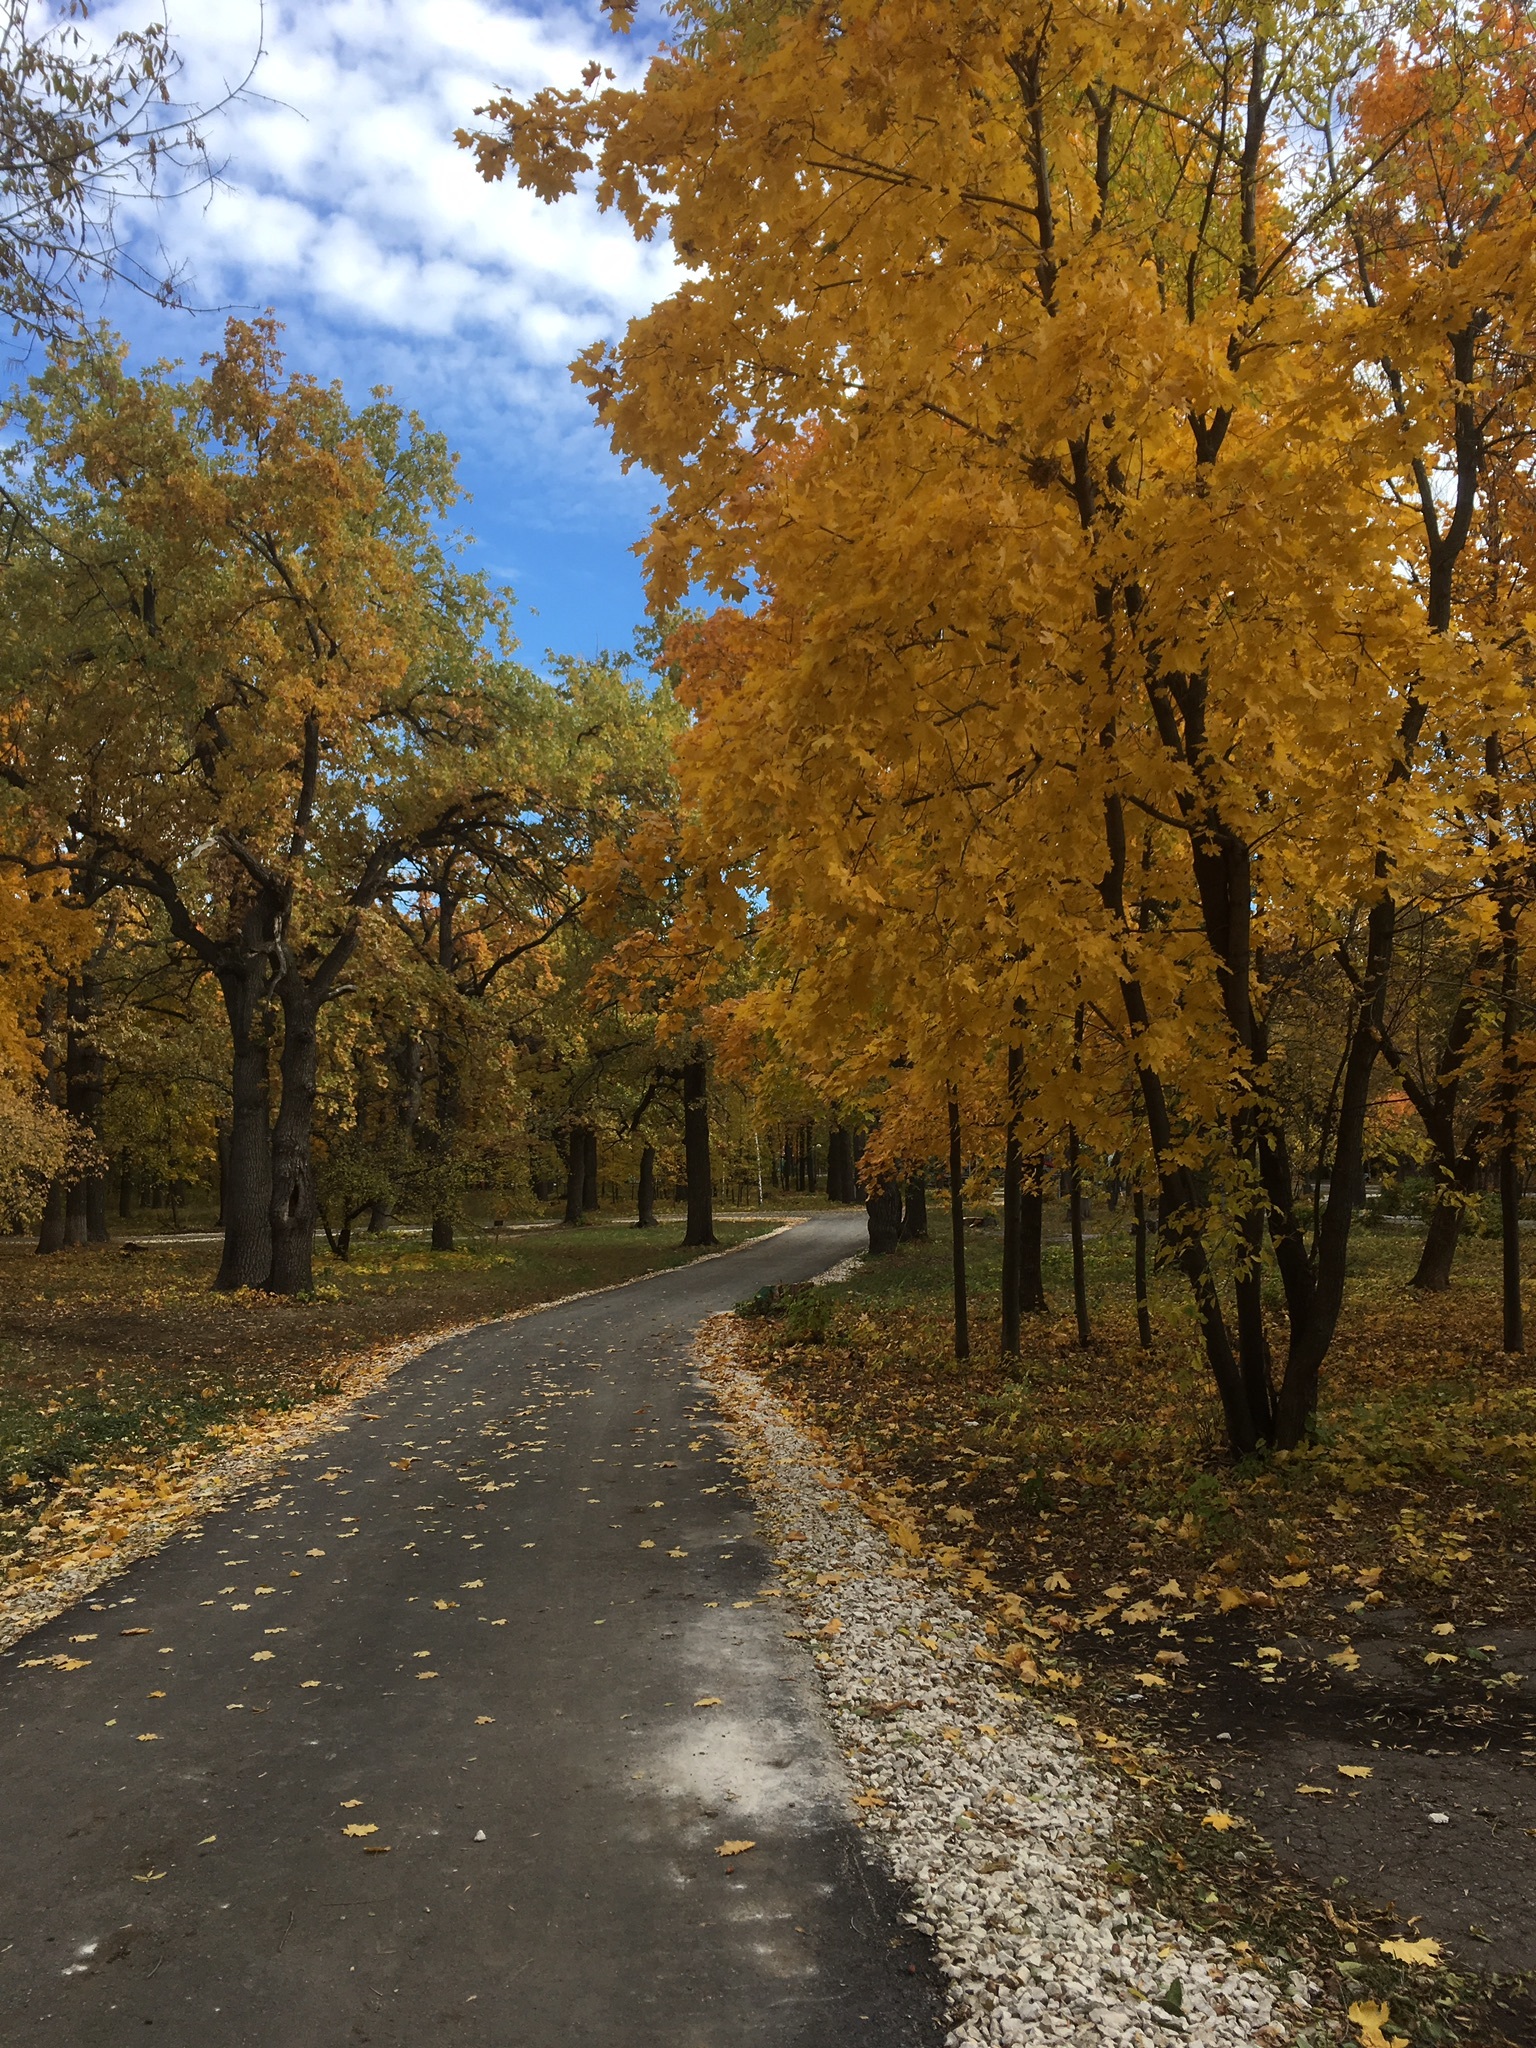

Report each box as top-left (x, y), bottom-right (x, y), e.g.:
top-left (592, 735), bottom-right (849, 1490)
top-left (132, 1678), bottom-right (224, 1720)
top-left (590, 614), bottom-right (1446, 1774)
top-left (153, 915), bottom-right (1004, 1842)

top-left (135, 0), bottom-right (674, 362)
top-left (67, 0), bottom-right (676, 649)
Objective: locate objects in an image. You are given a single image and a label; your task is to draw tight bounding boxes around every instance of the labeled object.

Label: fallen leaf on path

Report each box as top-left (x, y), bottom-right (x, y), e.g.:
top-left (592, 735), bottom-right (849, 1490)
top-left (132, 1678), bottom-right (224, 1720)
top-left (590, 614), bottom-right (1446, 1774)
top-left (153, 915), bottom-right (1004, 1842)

top-left (461, 1580), bottom-right (483, 1589)
top-left (1381, 1936), bottom-right (1443, 1967)
top-left (416, 1671), bottom-right (438, 1680)
top-left (694, 1697), bottom-right (723, 1708)
top-left (1338, 1765), bottom-right (1373, 1779)
top-left (475, 1716), bottom-right (495, 1725)
top-left (133, 1870), bottom-right (166, 1882)
top-left (1202, 1812), bottom-right (1239, 1831)
top-left (715, 1840), bottom-right (755, 1857)
top-left (135, 1733), bottom-right (159, 1742)
top-left (668, 1549), bottom-right (688, 1558)
top-left (639, 1540), bottom-right (655, 1550)
top-left (364, 1845), bottom-right (391, 1854)
top-left (1329, 1649), bottom-right (1361, 1671)
top-left (340, 1800), bottom-right (364, 1809)
top-left (198, 1835), bottom-right (216, 1845)
top-left (1296, 1784), bottom-right (1334, 1796)
top-left (250, 1651), bottom-right (274, 1662)
top-left (120, 1627), bottom-right (151, 1636)
top-left (342, 1823), bottom-right (378, 1838)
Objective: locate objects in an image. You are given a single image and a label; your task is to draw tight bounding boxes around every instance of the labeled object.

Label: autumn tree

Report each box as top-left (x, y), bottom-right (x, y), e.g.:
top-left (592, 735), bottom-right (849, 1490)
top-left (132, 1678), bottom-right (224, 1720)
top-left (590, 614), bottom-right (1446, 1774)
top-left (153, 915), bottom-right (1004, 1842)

top-left (464, 0), bottom-right (1536, 1447)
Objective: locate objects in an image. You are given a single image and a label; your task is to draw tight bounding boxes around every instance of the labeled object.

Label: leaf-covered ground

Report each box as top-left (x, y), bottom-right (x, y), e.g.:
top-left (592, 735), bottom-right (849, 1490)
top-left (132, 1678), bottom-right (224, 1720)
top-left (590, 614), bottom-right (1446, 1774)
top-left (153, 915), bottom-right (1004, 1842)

top-left (0, 1221), bottom-right (772, 1589)
top-left (739, 1213), bottom-right (1536, 2048)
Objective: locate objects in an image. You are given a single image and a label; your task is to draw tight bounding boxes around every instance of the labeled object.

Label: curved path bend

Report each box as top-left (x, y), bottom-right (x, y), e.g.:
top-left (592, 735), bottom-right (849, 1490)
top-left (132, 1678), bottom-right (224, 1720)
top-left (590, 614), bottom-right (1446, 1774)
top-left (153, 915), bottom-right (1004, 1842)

top-left (0, 1214), bottom-right (943, 2047)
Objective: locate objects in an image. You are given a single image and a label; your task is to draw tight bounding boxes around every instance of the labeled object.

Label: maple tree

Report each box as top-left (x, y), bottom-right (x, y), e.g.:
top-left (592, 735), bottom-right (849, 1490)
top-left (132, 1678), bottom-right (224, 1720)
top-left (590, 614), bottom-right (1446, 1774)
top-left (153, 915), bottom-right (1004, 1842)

top-left (465, 0), bottom-right (1536, 1449)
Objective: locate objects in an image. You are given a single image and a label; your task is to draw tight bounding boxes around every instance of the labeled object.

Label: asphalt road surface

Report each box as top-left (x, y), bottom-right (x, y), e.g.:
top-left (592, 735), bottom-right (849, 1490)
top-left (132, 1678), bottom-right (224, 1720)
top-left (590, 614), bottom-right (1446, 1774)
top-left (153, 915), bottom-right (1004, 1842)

top-left (0, 1213), bottom-right (944, 2047)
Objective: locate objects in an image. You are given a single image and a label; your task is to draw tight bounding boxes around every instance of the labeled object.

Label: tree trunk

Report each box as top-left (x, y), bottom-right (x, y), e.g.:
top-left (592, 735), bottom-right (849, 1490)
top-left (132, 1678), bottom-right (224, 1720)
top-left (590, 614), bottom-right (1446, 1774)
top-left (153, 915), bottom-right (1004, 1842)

top-left (866, 1180), bottom-right (902, 1256)
top-left (215, 962), bottom-right (273, 1291)
top-left (1413, 1187), bottom-right (1467, 1291)
top-left (828, 1127), bottom-right (856, 1202)
top-left (562, 1129), bottom-right (588, 1227)
top-left (1273, 889), bottom-right (1395, 1447)
top-left (947, 1091), bottom-right (969, 1361)
top-left (119, 1149), bottom-right (133, 1220)
top-left (900, 1176), bottom-right (928, 1241)
top-left (1001, 1095), bottom-right (1022, 1359)
top-left (36, 1179), bottom-right (66, 1255)
top-left (265, 979), bottom-right (322, 1296)
top-left (1133, 1190), bottom-right (1152, 1349)
top-left (636, 1144), bottom-right (658, 1228)
top-left (1067, 1124), bottom-right (1091, 1347)
top-left (582, 1127), bottom-right (600, 1213)
top-left (1020, 1170), bottom-right (1047, 1314)
top-left (430, 1036), bottom-right (462, 1252)
top-left (1499, 901), bottom-right (1523, 1354)
top-left (682, 1053), bottom-right (717, 1246)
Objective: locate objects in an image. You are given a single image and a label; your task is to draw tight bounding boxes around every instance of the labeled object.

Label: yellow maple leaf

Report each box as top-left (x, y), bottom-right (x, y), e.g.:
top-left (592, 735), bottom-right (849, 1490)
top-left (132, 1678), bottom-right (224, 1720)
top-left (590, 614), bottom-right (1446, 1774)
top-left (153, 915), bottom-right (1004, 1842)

top-left (1381, 1936), bottom-right (1442, 1967)
top-left (715, 1839), bottom-right (756, 1857)
top-left (1202, 1810), bottom-right (1239, 1831)
top-left (342, 1823), bottom-right (378, 1838)
top-left (1350, 1999), bottom-right (1408, 2048)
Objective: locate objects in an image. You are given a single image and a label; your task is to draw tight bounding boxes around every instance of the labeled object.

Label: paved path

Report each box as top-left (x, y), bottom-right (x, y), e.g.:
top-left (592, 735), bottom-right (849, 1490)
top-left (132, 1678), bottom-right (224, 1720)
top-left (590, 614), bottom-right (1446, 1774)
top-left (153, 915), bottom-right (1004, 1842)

top-left (0, 1216), bottom-right (943, 2046)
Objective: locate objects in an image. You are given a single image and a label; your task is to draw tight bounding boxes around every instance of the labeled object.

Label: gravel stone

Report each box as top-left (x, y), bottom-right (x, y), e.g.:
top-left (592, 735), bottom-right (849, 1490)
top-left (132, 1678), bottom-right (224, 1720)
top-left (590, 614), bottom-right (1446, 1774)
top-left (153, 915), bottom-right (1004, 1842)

top-left (700, 1311), bottom-right (1310, 2048)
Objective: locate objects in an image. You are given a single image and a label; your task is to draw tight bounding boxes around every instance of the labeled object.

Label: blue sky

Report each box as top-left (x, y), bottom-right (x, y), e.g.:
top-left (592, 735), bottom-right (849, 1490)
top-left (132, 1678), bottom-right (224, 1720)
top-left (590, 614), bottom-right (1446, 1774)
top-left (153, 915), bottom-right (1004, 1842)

top-left (82, 0), bottom-right (675, 668)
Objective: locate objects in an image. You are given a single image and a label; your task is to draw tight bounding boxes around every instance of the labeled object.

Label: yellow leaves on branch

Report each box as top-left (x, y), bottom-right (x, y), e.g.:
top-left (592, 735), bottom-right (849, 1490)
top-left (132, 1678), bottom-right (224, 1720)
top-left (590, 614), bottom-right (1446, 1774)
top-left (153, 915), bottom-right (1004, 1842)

top-left (462, 0), bottom-right (1536, 1452)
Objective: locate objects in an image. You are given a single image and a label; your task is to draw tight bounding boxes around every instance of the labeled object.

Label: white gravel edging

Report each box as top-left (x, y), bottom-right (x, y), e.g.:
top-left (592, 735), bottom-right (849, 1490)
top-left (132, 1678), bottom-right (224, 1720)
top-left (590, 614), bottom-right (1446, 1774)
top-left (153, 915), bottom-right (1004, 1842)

top-left (698, 1316), bottom-right (1310, 2048)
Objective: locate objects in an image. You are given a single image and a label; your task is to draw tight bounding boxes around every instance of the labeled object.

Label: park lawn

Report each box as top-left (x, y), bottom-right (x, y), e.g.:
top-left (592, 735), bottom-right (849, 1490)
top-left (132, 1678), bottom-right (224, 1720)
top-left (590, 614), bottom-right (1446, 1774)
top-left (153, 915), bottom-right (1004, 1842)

top-left (0, 1218), bottom-right (772, 1580)
top-left (746, 1214), bottom-right (1536, 1639)
top-left (739, 1214), bottom-right (1536, 2048)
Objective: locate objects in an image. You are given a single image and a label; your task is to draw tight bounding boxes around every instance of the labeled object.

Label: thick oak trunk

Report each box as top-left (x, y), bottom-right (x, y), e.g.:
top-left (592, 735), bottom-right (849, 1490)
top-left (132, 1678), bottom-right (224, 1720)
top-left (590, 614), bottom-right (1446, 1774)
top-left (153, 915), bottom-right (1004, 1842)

top-left (865, 1180), bottom-right (902, 1256)
top-left (265, 978), bottom-right (322, 1296)
top-left (1412, 1195), bottom-right (1465, 1292)
top-left (636, 1144), bottom-right (658, 1228)
top-left (682, 1054), bottom-right (717, 1247)
top-left (562, 1129), bottom-right (588, 1227)
top-left (215, 962), bottom-right (273, 1291)
top-left (900, 1176), bottom-right (928, 1241)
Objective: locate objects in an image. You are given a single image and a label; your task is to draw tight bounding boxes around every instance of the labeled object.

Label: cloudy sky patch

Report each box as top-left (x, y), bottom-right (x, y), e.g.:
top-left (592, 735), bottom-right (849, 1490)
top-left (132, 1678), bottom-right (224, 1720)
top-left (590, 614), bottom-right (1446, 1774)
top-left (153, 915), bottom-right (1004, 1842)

top-left (81, 0), bottom-right (674, 660)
